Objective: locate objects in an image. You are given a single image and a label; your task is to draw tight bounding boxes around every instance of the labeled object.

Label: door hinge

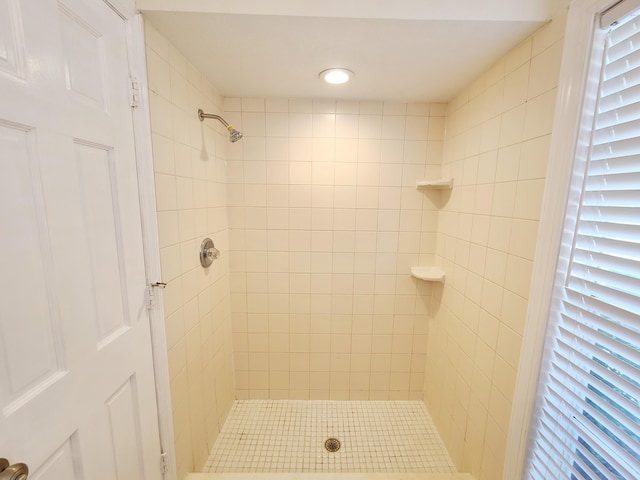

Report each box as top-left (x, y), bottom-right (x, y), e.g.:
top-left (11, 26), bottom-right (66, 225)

top-left (145, 285), bottom-right (155, 310)
top-left (160, 451), bottom-right (168, 474)
top-left (129, 76), bottom-right (140, 108)
top-left (146, 282), bottom-right (167, 311)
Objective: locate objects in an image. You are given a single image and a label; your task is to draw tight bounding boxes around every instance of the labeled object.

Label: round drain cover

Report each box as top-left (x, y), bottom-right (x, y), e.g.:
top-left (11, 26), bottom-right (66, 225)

top-left (324, 437), bottom-right (341, 452)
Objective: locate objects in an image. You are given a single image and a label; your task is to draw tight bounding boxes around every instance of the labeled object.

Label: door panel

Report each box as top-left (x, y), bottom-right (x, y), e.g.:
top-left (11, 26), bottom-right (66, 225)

top-left (0, 122), bottom-right (63, 409)
top-left (106, 376), bottom-right (145, 479)
top-left (30, 434), bottom-right (83, 480)
top-left (73, 141), bottom-right (128, 342)
top-left (59, 5), bottom-right (107, 109)
top-left (0, 0), bottom-right (162, 478)
top-left (0, 0), bottom-right (26, 79)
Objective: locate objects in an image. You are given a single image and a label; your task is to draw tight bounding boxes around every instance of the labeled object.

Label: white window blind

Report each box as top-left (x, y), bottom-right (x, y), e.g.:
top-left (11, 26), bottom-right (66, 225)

top-left (525, 6), bottom-right (640, 480)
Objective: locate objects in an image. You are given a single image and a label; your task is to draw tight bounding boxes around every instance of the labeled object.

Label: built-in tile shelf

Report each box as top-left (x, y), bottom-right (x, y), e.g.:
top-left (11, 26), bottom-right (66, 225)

top-left (416, 178), bottom-right (453, 189)
top-left (411, 266), bottom-right (446, 282)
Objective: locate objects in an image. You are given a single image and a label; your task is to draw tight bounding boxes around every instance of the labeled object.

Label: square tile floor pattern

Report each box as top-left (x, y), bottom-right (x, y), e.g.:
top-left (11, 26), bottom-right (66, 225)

top-left (204, 400), bottom-right (456, 473)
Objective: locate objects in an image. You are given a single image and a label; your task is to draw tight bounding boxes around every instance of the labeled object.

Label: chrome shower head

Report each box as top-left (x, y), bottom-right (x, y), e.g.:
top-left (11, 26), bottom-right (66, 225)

top-left (198, 109), bottom-right (243, 143)
top-left (229, 128), bottom-right (243, 143)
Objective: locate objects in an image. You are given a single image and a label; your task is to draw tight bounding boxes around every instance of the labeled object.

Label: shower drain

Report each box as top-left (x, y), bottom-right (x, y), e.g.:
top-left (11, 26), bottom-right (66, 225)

top-left (324, 437), bottom-right (341, 452)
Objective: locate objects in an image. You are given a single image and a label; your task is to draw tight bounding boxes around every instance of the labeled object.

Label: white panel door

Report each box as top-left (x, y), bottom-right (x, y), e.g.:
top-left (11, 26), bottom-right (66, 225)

top-left (0, 0), bottom-right (163, 479)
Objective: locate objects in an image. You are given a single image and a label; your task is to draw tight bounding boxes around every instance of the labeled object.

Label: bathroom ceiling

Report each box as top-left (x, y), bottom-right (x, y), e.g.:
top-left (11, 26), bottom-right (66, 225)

top-left (139, 0), bottom-right (563, 102)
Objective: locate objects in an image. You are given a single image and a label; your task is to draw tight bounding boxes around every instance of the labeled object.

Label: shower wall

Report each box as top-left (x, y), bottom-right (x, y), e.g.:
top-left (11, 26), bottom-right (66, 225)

top-left (422, 10), bottom-right (567, 480)
top-left (144, 22), bottom-right (236, 478)
top-left (224, 98), bottom-right (446, 400)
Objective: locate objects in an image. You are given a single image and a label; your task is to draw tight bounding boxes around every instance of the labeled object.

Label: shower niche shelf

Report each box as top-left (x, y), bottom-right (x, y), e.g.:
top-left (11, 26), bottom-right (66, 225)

top-left (416, 178), bottom-right (453, 190)
top-left (411, 266), bottom-right (446, 282)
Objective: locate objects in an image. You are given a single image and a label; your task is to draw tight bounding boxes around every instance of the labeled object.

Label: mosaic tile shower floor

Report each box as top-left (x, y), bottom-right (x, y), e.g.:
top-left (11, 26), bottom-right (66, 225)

top-left (204, 400), bottom-right (456, 473)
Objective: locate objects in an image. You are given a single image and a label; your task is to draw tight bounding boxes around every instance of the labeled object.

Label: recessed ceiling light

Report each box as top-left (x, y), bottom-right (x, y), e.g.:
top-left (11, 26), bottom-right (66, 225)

top-left (319, 68), bottom-right (354, 85)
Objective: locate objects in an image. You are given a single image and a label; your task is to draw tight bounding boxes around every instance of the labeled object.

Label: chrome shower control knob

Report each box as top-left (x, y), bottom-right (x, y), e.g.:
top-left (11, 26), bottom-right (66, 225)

top-left (199, 238), bottom-right (220, 268)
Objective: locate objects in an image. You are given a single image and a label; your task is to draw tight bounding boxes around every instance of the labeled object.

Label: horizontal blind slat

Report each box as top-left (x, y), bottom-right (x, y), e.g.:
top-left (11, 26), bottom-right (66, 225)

top-left (569, 262), bottom-right (640, 295)
top-left (578, 219), bottom-right (640, 239)
top-left (592, 135), bottom-right (640, 158)
top-left (573, 247), bottom-right (640, 277)
top-left (581, 206), bottom-right (640, 225)
top-left (582, 190), bottom-right (640, 207)
top-left (566, 278), bottom-right (640, 315)
top-left (588, 155), bottom-right (640, 174)
top-left (575, 235), bottom-right (640, 262)
top-left (567, 278), bottom-right (638, 322)
top-left (585, 172), bottom-right (640, 190)
top-left (572, 232), bottom-right (640, 260)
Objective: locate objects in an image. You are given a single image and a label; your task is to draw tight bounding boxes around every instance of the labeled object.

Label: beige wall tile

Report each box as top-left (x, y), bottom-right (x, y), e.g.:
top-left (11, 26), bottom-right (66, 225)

top-left (503, 64), bottom-right (530, 111)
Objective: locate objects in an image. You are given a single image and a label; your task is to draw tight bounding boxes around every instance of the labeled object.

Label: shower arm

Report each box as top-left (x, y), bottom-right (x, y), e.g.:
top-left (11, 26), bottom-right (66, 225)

top-left (198, 109), bottom-right (231, 129)
top-left (198, 109), bottom-right (243, 143)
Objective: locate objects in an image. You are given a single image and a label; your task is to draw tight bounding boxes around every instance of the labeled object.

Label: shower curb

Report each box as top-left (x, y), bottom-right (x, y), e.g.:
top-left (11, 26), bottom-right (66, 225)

top-left (187, 473), bottom-right (475, 480)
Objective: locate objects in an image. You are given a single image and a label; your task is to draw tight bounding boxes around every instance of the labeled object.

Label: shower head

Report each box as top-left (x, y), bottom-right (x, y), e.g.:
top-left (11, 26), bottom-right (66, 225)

top-left (198, 109), bottom-right (243, 143)
top-left (228, 127), bottom-right (243, 143)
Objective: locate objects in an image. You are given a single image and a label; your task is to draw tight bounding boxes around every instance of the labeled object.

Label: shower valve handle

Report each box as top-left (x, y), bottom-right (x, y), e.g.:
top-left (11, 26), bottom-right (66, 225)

top-left (200, 238), bottom-right (220, 268)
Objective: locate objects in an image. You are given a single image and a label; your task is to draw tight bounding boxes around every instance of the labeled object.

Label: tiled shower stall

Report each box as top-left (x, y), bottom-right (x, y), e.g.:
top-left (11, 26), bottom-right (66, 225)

top-left (144, 8), bottom-right (567, 480)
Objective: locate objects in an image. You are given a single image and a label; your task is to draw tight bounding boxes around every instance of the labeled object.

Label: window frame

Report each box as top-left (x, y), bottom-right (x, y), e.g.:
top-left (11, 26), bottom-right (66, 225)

top-left (503, 0), bottom-right (626, 478)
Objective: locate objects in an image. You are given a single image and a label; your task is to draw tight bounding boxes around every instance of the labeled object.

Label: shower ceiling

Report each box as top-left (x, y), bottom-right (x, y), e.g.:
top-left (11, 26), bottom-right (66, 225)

top-left (139, 0), bottom-right (563, 102)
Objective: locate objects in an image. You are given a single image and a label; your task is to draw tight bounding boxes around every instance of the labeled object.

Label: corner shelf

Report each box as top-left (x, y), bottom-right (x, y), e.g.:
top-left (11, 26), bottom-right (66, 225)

top-left (416, 178), bottom-right (453, 190)
top-left (411, 266), bottom-right (446, 282)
